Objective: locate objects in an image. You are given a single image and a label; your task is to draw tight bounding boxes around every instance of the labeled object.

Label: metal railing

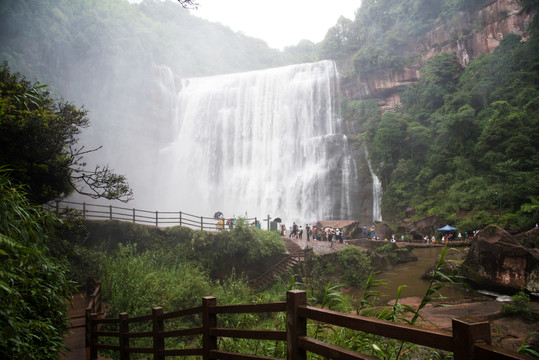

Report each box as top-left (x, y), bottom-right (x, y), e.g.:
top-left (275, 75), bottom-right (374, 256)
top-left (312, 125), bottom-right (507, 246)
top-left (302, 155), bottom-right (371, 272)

top-left (47, 200), bottom-right (274, 231)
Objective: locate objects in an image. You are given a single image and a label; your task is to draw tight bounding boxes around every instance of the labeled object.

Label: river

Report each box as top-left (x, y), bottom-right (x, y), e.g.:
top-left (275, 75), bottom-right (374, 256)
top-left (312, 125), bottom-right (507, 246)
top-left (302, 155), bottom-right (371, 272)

top-left (354, 246), bottom-right (474, 306)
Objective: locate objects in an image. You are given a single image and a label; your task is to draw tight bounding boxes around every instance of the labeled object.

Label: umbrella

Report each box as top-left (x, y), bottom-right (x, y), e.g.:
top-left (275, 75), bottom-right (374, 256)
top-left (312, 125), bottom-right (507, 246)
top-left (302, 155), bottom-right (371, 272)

top-left (437, 225), bottom-right (457, 231)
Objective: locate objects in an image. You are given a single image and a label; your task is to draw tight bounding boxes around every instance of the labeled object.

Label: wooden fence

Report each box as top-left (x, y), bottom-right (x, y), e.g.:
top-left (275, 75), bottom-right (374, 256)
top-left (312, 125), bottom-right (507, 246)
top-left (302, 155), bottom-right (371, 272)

top-left (88, 290), bottom-right (530, 360)
top-left (85, 277), bottom-right (103, 348)
top-left (48, 200), bottom-right (273, 231)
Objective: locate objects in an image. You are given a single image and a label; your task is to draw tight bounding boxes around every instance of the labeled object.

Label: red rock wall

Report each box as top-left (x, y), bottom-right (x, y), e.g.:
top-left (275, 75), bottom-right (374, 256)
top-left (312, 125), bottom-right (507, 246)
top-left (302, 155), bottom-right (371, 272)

top-left (343, 0), bottom-right (536, 107)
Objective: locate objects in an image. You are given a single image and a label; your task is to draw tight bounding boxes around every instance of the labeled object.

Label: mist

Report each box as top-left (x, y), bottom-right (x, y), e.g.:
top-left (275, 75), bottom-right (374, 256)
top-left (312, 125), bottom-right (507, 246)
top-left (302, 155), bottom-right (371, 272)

top-left (0, 0), bottom-right (369, 225)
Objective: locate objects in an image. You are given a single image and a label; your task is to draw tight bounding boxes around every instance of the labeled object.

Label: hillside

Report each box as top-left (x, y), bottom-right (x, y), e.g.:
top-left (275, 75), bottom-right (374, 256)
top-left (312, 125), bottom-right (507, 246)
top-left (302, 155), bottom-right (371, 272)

top-left (318, 0), bottom-right (539, 231)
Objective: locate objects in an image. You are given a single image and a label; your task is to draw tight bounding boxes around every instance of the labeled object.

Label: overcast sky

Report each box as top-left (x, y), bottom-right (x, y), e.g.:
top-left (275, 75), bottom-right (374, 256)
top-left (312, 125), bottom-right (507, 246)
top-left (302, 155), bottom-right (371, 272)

top-left (189, 0), bottom-right (361, 49)
top-left (128, 0), bottom-right (361, 50)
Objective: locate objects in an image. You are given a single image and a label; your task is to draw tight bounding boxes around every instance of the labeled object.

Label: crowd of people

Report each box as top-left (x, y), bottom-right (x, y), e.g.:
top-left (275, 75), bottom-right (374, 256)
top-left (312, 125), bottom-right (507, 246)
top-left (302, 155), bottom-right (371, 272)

top-left (281, 222), bottom-right (345, 244)
top-left (214, 211), bottom-right (261, 231)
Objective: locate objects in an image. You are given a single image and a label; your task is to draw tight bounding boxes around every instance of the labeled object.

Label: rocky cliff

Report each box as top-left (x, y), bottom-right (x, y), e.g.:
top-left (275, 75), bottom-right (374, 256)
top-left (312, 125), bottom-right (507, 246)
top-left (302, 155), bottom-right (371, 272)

top-left (341, 0), bottom-right (536, 110)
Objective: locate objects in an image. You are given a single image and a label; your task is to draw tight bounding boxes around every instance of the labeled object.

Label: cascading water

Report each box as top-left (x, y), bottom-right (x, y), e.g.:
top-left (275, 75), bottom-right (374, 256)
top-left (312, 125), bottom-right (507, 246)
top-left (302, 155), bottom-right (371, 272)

top-left (155, 60), bottom-right (360, 224)
top-left (365, 149), bottom-right (383, 222)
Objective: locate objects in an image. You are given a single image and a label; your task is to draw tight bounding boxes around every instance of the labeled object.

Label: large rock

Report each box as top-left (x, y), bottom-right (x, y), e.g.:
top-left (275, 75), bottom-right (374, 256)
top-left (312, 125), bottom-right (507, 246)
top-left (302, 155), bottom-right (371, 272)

top-left (402, 215), bottom-right (445, 240)
top-left (514, 227), bottom-right (539, 249)
top-left (463, 225), bottom-right (539, 293)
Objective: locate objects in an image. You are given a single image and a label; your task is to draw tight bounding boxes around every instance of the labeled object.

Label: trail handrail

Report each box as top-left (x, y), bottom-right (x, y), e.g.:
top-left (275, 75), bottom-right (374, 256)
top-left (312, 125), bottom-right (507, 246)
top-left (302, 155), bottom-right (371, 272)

top-left (48, 200), bottom-right (273, 231)
top-left (85, 277), bottom-right (103, 348)
top-left (87, 290), bottom-right (530, 360)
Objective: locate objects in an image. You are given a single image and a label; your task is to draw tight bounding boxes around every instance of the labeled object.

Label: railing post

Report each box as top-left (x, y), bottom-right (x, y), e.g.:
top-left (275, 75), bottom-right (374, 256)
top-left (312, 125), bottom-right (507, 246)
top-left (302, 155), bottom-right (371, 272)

top-left (55, 200), bottom-right (60, 215)
top-left (119, 312), bottom-right (129, 360)
top-left (179, 211), bottom-right (182, 226)
top-left (202, 296), bottom-right (217, 360)
top-left (287, 290), bottom-right (307, 360)
top-left (201, 216), bottom-right (204, 231)
top-left (452, 317), bottom-right (491, 360)
top-left (89, 313), bottom-right (98, 360)
top-left (153, 307), bottom-right (165, 360)
top-left (156, 211), bottom-right (159, 227)
top-left (85, 308), bottom-right (92, 348)
top-left (83, 202), bottom-right (86, 218)
top-left (109, 205), bottom-right (113, 220)
top-left (133, 208), bottom-right (136, 223)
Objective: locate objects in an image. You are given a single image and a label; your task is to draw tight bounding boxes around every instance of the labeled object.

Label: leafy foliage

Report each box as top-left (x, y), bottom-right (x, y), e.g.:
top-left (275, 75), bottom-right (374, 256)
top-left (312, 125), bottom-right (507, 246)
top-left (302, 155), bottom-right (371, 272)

top-left (0, 62), bottom-right (132, 204)
top-left (500, 290), bottom-right (538, 321)
top-left (356, 29), bottom-right (539, 231)
top-left (0, 168), bottom-right (72, 359)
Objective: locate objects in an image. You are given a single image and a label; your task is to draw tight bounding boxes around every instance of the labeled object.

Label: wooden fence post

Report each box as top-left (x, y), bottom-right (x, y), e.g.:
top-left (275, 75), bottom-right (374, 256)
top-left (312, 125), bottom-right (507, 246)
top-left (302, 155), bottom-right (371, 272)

top-left (156, 211), bottom-right (159, 227)
top-left (200, 216), bottom-right (204, 231)
top-left (202, 296), bottom-right (217, 360)
top-left (83, 202), bottom-right (86, 218)
top-left (287, 290), bottom-right (307, 360)
top-left (109, 205), bottom-right (113, 220)
top-left (452, 317), bottom-right (491, 360)
top-left (179, 211), bottom-right (182, 226)
top-left (85, 308), bottom-right (91, 348)
top-left (119, 312), bottom-right (129, 360)
top-left (153, 307), bottom-right (165, 360)
top-left (132, 208), bottom-right (136, 223)
top-left (89, 313), bottom-right (98, 360)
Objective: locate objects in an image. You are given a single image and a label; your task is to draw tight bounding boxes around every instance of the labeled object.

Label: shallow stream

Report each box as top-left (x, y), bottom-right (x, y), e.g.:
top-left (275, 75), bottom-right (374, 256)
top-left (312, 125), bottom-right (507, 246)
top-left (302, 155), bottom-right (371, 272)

top-left (350, 246), bottom-right (474, 306)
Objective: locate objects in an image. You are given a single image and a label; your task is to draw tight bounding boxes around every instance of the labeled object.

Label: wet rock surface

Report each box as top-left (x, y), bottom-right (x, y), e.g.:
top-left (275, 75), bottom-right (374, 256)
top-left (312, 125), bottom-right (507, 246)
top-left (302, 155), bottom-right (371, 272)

top-left (464, 225), bottom-right (539, 293)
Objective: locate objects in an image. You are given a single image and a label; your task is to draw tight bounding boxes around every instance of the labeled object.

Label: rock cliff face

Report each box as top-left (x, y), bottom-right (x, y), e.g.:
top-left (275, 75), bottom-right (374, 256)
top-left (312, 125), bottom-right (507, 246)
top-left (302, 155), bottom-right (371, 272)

top-left (341, 0), bottom-right (536, 109)
top-left (463, 225), bottom-right (539, 292)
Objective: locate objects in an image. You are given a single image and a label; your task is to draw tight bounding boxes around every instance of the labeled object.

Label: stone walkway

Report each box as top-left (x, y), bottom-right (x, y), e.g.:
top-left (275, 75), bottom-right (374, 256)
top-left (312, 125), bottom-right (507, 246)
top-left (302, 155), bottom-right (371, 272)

top-left (287, 236), bottom-right (348, 255)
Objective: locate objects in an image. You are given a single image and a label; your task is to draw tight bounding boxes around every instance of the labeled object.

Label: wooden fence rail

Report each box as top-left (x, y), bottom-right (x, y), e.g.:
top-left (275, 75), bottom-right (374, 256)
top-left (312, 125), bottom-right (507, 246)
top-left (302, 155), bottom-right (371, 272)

top-left (48, 200), bottom-right (274, 231)
top-left (88, 290), bottom-right (530, 360)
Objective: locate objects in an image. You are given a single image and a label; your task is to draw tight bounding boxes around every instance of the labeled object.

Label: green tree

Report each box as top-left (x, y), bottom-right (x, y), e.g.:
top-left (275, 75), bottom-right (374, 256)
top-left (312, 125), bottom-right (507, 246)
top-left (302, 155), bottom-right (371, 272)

top-left (0, 62), bottom-right (132, 204)
top-left (0, 168), bottom-right (72, 359)
top-left (370, 112), bottom-right (407, 187)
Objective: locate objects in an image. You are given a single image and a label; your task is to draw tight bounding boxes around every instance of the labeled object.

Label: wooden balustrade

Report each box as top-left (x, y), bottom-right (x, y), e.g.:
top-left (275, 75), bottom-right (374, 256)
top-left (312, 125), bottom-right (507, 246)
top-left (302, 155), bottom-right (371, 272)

top-left (87, 290), bottom-right (530, 360)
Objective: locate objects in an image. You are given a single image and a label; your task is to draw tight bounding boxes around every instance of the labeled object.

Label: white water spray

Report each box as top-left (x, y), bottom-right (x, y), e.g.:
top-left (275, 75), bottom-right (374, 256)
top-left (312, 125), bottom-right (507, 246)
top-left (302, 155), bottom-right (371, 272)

top-left (154, 61), bottom-right (359, 224)
top-left (365, 149), bottom-right (383, 222)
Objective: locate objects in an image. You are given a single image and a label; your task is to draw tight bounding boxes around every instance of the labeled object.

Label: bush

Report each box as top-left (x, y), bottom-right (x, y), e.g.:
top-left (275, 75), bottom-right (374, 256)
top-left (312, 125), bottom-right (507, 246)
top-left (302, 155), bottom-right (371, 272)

top-left (0, 168), bottom-right (72, 359)
top-left (500, 291), bottom-right (538, 321)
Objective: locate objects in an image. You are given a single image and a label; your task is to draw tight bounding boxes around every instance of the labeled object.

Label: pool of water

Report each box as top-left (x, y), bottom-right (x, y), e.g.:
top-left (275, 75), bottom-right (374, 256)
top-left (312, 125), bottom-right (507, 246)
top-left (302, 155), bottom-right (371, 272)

top-left (350, 246), bottom-right (474, 306)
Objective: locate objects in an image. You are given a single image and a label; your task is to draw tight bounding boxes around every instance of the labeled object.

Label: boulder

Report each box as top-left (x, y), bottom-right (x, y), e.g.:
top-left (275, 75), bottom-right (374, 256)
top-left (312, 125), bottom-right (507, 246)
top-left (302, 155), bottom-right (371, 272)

top-left (374, 221), bottom-right (393, 240)
top-left (403, 215), bottom-right (445, 240)
top-left (514, 227), bottom-right (539, 249)
top-left (463, 225), bottom-right (539, 293)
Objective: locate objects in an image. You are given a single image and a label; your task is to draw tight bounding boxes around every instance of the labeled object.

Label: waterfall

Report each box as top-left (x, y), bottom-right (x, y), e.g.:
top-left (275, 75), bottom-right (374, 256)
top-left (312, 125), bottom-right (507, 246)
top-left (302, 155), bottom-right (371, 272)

top-left (155, 60), bottom-right (359, 224)
top-left (365, 149), bottom-right (383, 222)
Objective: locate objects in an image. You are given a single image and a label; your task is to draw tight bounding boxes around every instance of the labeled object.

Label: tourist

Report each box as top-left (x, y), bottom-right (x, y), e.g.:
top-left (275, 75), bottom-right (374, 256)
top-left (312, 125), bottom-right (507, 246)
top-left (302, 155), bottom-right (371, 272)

top-left (305, 224), bottom-right (310, 241)
top-left (312, 226), bottom-right (317, 240)
top-left (299, 226), bottom-right (303, 239)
